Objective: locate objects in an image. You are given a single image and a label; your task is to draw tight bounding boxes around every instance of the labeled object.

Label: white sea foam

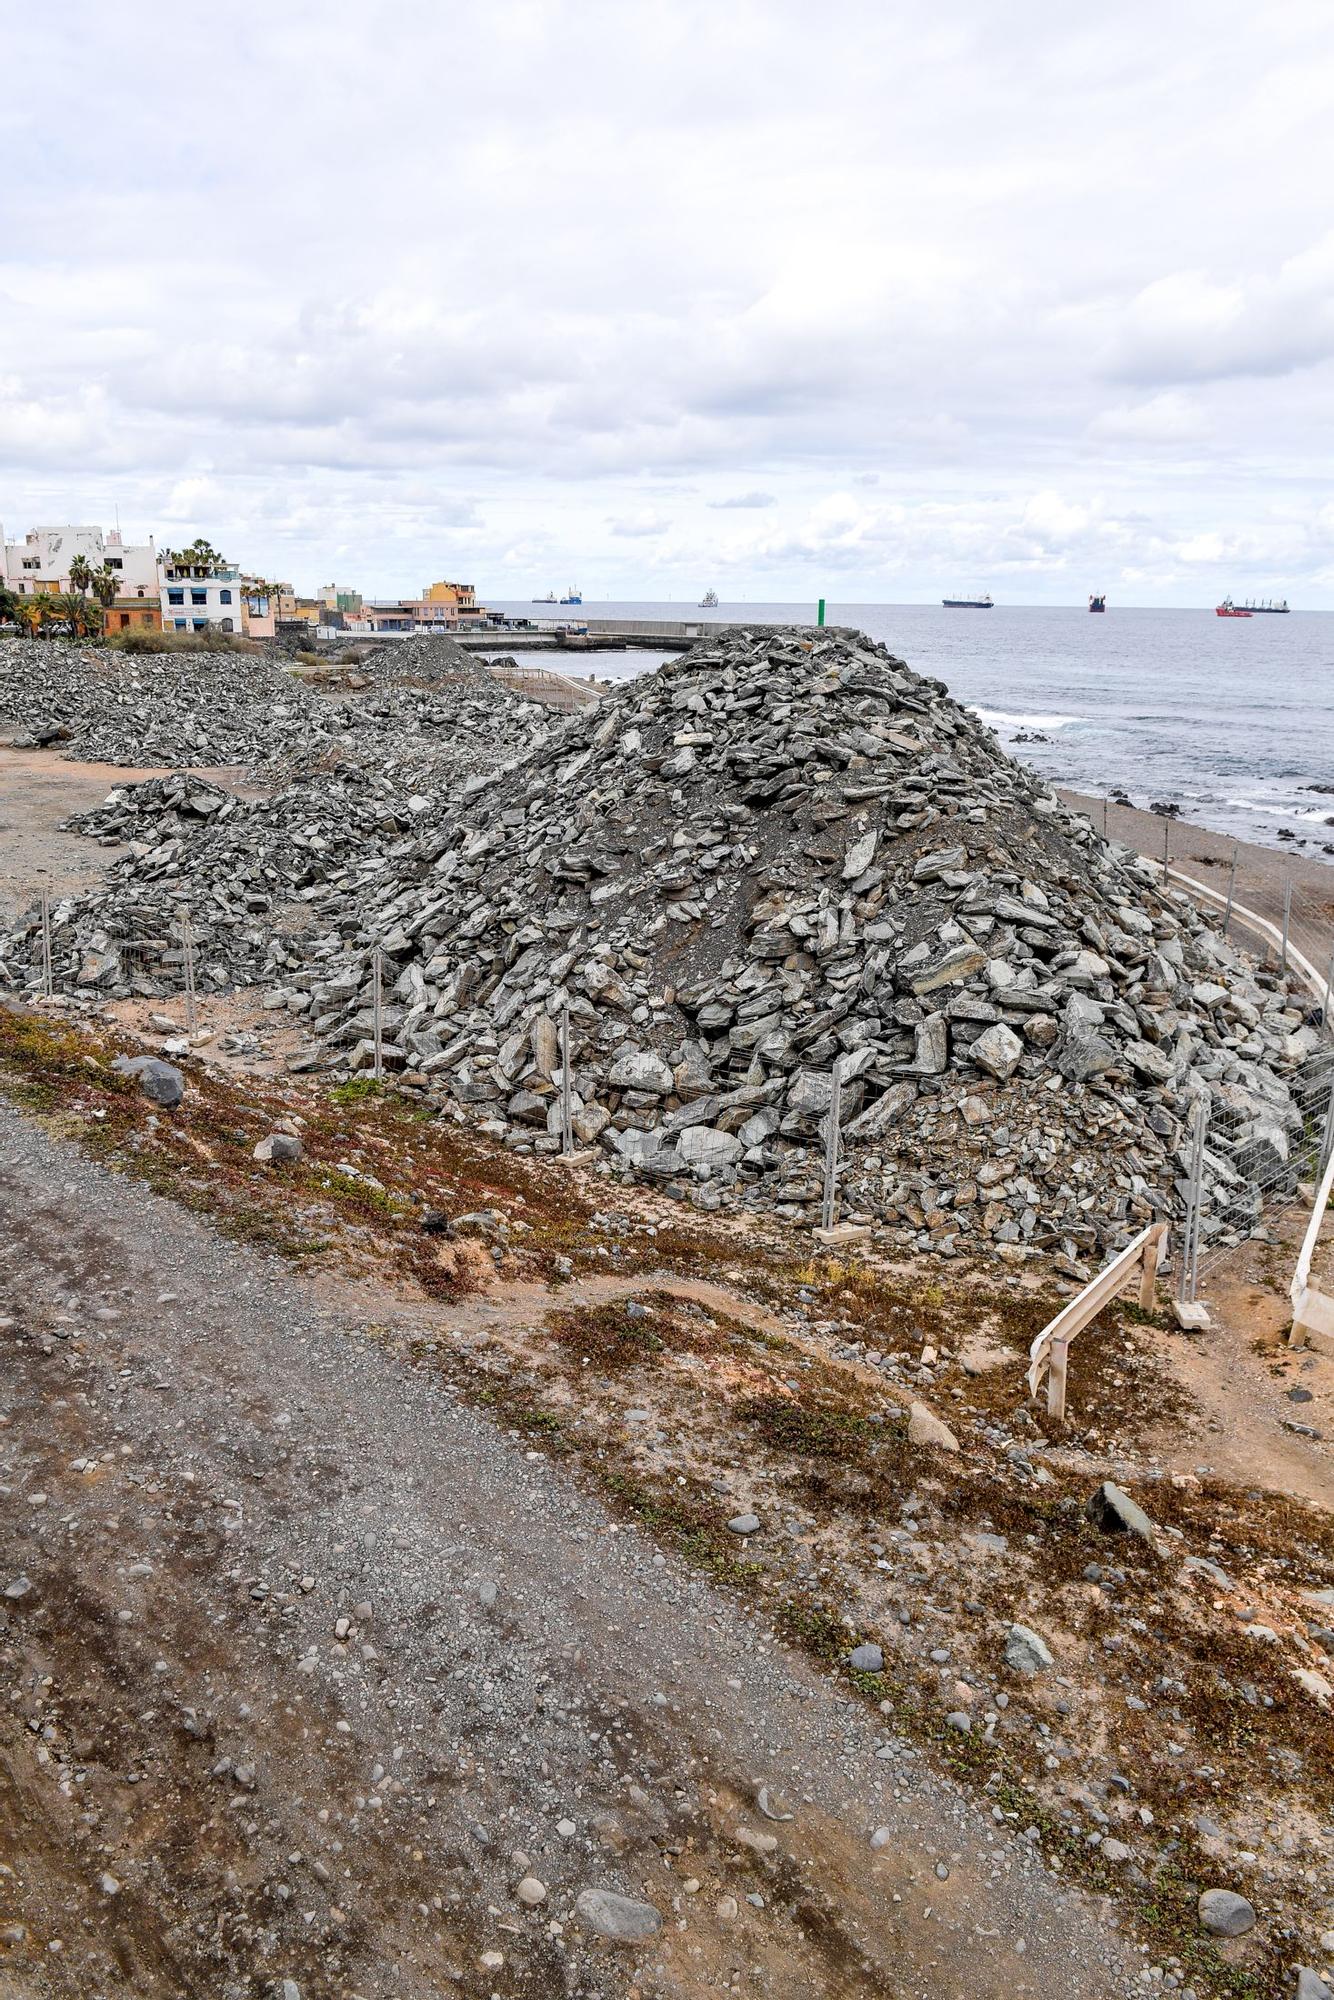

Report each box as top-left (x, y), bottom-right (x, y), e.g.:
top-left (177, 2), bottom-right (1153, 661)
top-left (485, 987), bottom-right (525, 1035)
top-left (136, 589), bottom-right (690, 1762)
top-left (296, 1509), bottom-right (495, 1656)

top-left (1226, 797), bottom-right (1334, 823)
top-left (971, 707), bottom-right (1081, 731)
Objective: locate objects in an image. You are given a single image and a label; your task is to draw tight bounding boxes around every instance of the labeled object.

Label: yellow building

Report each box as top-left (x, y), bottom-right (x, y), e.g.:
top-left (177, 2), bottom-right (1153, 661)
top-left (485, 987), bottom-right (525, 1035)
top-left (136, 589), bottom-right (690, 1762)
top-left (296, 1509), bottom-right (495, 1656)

top-left (422, 579), bottom-right (484, 623)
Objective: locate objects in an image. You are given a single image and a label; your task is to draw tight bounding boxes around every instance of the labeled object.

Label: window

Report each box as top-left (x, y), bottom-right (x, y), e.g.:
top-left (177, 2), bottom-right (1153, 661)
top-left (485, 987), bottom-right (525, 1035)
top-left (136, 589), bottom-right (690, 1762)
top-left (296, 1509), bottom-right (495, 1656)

top-left (21, 558), bottom-right (38, 571)
top-left (220, 616), bottom-right (234, 633)
top-left (219, 588), bottom-right (232, 605)
top-left (173, 618), bottom-right (187, 631)
top-left (192, 619), bottom-right (207, 631)
top-left (168, 589), bottom-right (184, 606)
top-left (190, 589), bottom-right (207, 606)
top-left (107, 557), bottom-right (123, 570)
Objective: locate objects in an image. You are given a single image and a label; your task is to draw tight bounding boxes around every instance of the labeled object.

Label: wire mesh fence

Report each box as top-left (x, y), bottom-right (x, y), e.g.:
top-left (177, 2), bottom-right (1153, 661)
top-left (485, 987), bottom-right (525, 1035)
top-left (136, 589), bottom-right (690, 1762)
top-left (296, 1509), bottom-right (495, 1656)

top-left (1187, 1044), bottom-right (1334, 1300)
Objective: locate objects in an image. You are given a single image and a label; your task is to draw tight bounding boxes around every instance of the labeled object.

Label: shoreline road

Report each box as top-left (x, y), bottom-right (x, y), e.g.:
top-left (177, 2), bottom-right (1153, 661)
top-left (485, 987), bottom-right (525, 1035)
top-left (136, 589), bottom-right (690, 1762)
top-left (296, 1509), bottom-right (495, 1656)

top-left (0, 1101), bottom-right (1146, 1998)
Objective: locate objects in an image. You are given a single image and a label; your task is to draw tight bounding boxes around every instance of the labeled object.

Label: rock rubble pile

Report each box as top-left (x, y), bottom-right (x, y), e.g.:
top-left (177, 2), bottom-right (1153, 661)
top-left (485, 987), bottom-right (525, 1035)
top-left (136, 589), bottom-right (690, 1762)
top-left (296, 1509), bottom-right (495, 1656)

top-left (7, 626), bottom-right (1327, 1259)
top-left (0, 634), bottom-right (548, 779)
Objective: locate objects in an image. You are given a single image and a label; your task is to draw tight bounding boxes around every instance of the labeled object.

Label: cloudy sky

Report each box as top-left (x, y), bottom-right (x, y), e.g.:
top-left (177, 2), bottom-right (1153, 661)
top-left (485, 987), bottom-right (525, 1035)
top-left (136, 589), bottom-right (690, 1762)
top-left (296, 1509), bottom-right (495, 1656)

top-left (3, 0), bottom-right (1333, 604)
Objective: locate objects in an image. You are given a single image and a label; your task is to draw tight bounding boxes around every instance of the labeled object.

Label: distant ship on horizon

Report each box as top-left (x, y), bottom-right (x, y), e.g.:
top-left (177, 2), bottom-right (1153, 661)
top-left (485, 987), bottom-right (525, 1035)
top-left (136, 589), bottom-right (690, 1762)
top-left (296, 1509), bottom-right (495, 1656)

top-left (1242, 597), bottom-right (1290, 613)
top-left (1089, 593), bottom-right (1106, 613)
top-left (943, 591), bottom-right (993, 608)
top-left (1216, 598), bottom-right (1252, 618)
top-left (560, 586), bottom-right (582, 605)
top-left (699, 588), bottom-right (718, 608)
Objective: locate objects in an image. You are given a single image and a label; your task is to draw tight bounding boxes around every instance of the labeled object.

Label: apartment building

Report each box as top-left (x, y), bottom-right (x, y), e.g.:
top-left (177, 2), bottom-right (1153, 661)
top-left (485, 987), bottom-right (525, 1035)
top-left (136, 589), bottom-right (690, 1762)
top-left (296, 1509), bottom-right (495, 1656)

top-left (160, 549), bottom-right (243, 633)
top-left (1, 522), bottom-right (159, 599)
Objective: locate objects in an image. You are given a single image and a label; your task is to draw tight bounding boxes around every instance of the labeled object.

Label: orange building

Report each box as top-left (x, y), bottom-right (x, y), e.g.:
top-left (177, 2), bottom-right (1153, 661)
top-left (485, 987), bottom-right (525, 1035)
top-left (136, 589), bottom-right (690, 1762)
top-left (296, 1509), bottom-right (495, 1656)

top-left (103, 595), bottom-right (163, 636)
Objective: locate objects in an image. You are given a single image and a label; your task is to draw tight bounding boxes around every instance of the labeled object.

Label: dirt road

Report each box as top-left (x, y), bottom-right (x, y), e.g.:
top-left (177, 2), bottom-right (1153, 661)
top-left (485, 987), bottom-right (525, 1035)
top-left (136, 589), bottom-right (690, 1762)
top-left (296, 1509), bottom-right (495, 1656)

top-left (0, 1100), bottom-right (1149, 1998)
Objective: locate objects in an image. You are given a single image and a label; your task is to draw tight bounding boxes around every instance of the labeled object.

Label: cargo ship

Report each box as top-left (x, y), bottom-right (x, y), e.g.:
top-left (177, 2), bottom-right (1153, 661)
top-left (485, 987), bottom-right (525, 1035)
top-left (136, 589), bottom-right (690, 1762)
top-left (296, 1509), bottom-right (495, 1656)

top-left (1243, 598), bottom-right (1290, 613)
top-left (560, 587), bottom-right (582, 605)
top-left (699, 588), bottom-right (719, 608)
top-left (942, 591), bottom-right (993, 608)
top-left (1089, 593), bottom-right (1106, 613)
top-left (531, 590), bottom-right (558, 604)
top-left (1215, 598), bottom-right (1252, 618)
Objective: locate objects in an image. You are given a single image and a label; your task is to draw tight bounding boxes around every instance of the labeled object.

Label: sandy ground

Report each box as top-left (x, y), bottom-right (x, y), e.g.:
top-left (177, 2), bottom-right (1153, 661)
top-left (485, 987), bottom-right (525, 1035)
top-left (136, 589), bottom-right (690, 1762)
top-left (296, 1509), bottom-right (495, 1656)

top-left (0, 745), bottom-right (254, 926)
top-left (0, 1100), bottom-right (1151, 2000)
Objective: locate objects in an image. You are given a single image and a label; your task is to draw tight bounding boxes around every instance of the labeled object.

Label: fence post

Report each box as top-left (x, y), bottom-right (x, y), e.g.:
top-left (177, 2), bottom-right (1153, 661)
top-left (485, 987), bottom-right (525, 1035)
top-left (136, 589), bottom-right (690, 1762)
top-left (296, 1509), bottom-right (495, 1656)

top-left (39, 890), bottom-right (53, 999)
top-left (1102, 796), bottom-right (1109, 842)
top-left (1046, 1337), bottom-right (1069, 1420)
top-left (181, 907), bottom-right (197, 1032)
top-left (371, 946), bottom-right (384, 1082)
top-left (1324, 947), bottom-right (1334, 1035)
top-left (560, 997), bottom-right (573, 1156)
top-left (1280, 879), bottom-right (1292, 979)
top-left (1162, 815), bottom-right (1170, 888)
top-left (1178, 1099), bottom-right (1207, 1305)
top-left (1138, 1225), bottom-right (1161, 1312)
top-left (820, 1065), bottom-right (842, 1230)
top-left (1223, 846), bottom-right (1237, 939)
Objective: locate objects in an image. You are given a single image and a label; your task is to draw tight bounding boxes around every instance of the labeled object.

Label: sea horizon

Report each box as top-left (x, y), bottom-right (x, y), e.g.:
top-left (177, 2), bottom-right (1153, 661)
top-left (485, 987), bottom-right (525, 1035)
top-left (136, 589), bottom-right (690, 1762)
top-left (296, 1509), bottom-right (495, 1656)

top-left (489, 598), bottom-right (1334, 864)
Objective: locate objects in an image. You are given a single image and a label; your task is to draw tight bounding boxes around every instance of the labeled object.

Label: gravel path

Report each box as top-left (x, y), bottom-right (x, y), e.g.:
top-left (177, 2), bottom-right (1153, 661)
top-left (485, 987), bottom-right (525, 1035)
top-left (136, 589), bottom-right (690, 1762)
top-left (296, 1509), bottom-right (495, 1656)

top-left (0, 1101), bottom-right (1146, 1998)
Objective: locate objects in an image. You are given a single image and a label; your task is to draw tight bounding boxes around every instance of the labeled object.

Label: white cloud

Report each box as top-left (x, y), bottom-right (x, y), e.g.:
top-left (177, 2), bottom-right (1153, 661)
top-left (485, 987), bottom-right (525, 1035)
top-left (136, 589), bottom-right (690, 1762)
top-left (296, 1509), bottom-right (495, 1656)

top-left (1, 0), bottom-right (1332, 600)
top-left (709, 491), bottom-right (776, 510)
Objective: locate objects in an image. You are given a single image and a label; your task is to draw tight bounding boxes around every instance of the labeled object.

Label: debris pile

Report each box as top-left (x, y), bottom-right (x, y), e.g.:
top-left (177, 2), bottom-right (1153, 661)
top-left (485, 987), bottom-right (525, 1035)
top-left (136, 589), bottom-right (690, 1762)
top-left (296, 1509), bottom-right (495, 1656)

top-left (6, 627), bottom-right (1327, 1258)
top-left (0, 634), bottom-right (550, 778)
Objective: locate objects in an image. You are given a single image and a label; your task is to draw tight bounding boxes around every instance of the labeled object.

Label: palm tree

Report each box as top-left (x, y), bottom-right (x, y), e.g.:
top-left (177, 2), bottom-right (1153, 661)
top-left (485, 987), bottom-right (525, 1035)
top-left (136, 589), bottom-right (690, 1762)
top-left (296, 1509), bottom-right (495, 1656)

top-left (168, 536), bottom-right (227, 577)
top-left (53, 592), bottom-right (98, 639)
top-left (68, 554), bottom-right (94, 596)
top-left (31, 591), bottom-right (58, 639)
top-left (0, 584), bottom-right (19, 628)
top-left (90, 563), bottom-right (119, 610)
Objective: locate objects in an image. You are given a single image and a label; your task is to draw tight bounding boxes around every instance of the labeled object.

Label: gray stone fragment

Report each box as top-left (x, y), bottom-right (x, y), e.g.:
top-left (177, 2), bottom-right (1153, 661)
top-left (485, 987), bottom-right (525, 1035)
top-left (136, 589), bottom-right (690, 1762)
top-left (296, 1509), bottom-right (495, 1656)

top-left (971, 1022), bottom-right (1024, 1080)
top-left (112, 1054), bottom-right (184, 1107)
top-left (727, 1513), bottom-right (760, 1536)
top-left (907, 1401), bottom-right (960, 1452)
top-left (254, 1131), bottom-right (303, 1164)
top-left (1087, 1481), bottom-right (1154, 1541)
top-left (1005, 1623), bottom-right (1054, 1675)
top-left (607, 1051), bottom-right (674, 1094)
top-left (575, 1888), bottom-right (663, 1941)
top-left (1197, 1889), bottom-right (1256, 1937)
top-left (677, 1124), bottom-right (743, 1169)
top-left (848, 1643), bottom-right (884, 1674)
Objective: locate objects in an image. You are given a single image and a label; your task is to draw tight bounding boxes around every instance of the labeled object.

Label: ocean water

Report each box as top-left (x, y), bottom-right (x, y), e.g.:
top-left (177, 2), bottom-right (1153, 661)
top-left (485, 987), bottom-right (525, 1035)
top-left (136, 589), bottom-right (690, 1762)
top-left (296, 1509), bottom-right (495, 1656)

top-left (489, 600), bottom-right (1334, 860)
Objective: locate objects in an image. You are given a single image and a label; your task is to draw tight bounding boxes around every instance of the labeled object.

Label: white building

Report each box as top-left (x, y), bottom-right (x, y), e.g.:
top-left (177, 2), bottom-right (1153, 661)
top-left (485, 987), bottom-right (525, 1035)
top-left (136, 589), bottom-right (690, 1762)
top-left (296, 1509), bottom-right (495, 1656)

top-left (159, 552), bottom-right (244, 634)
top-left (1, 522), bottom-right (159, 599)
